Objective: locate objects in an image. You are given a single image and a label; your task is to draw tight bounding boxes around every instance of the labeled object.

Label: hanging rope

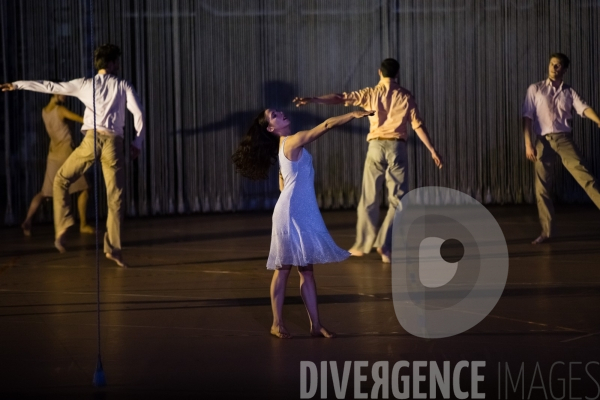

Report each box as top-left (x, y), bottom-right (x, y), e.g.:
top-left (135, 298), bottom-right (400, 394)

top-left (89, 0), bottom-right (106, 388)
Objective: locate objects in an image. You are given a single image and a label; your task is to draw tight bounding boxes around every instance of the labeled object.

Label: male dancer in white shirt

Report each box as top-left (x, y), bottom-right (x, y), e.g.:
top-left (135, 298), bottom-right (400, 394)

top-left (522, 52), bottom-right (600, 244)
top-left (1, 44), bottom-right (145, 266)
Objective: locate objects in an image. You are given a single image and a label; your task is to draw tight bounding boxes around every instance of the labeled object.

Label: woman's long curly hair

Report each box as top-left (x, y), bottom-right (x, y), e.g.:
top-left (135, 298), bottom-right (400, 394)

top-left (231, 110), bottom-right (280, 180)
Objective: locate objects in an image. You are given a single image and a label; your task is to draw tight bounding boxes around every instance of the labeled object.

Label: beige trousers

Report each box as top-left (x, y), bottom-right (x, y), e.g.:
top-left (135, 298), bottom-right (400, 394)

top-left (53, 131), bottom-right (125, 255)
top-left (353, 140), bottom-right (408, 253)
top-left (535, 132), bottom-right (600, 237)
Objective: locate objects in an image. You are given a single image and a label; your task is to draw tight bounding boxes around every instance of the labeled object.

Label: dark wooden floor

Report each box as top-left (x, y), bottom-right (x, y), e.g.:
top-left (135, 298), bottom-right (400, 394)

top-left (0, 205), bottom-right (599, 399)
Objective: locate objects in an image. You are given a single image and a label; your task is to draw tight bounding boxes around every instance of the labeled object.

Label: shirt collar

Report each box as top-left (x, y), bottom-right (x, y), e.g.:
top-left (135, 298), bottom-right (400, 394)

top-left (545, 78), bottom-right (566, 91)
top-left (378, 78), bottom-right (397, 88)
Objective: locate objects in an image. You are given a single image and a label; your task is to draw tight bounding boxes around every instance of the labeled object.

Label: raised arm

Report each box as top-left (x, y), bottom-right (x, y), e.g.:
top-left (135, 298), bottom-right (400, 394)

top-left (3, 79), bottom-right (84, 96)
top-left (414, 126), bottom-right (443, 169)
top-left (284, 110), bottom-right (372, 159)
top-left (293, 93), bottom-right (346, 107)
top-left (57, 106), bottom-right (83, 124)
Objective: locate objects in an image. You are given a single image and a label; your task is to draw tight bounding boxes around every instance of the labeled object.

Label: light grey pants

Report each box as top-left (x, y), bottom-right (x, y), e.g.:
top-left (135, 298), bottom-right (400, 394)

top-left (535, 132), bottom-right (600, 237)
top-left (53, 131), bottom-right (125, 255)
top-left (352, 139), bottom-right (408, 253)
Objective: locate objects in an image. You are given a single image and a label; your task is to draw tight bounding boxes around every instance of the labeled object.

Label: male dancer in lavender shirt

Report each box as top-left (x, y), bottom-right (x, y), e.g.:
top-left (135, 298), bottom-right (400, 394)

top-left (1, 44), bottom-right (145, 267)
top-left (522, 53), bottom-right (600, 244)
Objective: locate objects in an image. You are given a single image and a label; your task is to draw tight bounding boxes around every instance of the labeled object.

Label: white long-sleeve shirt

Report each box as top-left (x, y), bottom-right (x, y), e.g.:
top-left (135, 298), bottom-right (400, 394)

top-left (522, 79), bottom-right (589, 136)
top-left (13, 74), bottom-right (145, 149)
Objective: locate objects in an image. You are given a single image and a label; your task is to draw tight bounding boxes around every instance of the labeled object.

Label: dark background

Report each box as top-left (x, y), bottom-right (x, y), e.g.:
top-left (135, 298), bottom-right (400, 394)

top-left (1, 0), bottom-right (599, 226)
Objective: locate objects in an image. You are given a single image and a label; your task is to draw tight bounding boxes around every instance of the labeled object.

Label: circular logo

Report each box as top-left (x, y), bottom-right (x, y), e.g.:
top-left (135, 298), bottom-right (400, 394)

top-left (392, 187), bottom-right (509, 338)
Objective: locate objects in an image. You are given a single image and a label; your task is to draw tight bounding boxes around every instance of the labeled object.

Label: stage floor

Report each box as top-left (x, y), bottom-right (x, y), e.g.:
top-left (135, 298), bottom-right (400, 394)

top-left (0, 205), bottom-right (599, 399)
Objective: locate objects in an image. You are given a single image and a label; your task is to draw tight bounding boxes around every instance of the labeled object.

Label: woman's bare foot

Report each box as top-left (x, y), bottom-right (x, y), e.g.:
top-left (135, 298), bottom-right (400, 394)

top-left (21, 221), bottom-right (31, 237)
top-left (270, 325), bottom-right (292, 339)
top-left (310, 326), bottom-right (337, 338)
top-left (80, 225), bottom-right (95, 234)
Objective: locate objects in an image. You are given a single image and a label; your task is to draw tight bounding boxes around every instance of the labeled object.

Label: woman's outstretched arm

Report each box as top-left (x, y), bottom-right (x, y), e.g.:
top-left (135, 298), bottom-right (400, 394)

top-left (286, 110), bottom-right (372, 152)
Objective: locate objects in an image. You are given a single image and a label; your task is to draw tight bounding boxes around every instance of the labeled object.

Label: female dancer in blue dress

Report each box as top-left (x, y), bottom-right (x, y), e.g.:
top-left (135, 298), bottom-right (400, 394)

top-left (232, 108), bottom-right (372, 338)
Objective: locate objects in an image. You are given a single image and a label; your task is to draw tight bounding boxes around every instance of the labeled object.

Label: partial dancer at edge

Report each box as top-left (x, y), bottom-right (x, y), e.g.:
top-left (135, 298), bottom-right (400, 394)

top-left (21, 93), bottom-right (93, 236)
top-left (1, 44), bottom-right (145, 267)
top-left (232, 108), bottom-right (372, 338)
top-left (294, 58), bottom-right (443, 263)
top-left (522, 53), bottom-right (600, 244)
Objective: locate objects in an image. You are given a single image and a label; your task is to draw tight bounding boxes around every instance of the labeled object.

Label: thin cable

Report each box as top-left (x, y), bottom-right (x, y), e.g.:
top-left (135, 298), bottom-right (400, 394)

top-left (93, 18), bottom-right (100, 363)
top-left (89, 0), bottom-right (105, 388)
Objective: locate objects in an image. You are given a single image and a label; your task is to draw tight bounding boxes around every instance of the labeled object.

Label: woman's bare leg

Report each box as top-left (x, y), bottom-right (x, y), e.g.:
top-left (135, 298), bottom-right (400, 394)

top-left (298, 265), bottom-right (336, 338)
top-left (270, 265), bottom-right (292, 338)
top-left (77, 189), bottom-right (94, 233)
top-left (22, 192), bottom-right (46, 236)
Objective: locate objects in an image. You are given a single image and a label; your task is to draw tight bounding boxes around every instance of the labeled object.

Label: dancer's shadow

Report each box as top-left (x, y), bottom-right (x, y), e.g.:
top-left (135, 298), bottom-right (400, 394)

top-left (180, 80), bottom-right (366, 137)
top-left (176, 80), bottom-right (369, 211)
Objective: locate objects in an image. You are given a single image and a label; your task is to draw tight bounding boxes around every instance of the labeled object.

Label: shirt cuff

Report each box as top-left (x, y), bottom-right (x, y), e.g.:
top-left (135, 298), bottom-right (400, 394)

top-left (341, 93), bottom-right (356, 107)
top-left (411, 121), bottom-right (423, 130)
top-left (578, 106), bottom-right (590, 118)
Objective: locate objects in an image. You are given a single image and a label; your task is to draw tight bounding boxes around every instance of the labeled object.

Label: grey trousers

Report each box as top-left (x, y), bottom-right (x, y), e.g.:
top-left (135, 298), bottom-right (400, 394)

top-left (535, 132), bottom-right (600, 237)
top-left (353, 140), bottom-right (408, 253)
top-left (53, 131), bottom-right (125, 255)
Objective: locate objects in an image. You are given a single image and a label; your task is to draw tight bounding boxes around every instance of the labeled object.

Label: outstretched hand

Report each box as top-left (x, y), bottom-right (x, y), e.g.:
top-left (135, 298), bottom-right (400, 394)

top-left (353, 110), bottom-right (374, 118)
top-left (0, 83), bottom-right (15, 92)
top-left (293, 97), bottom-right (311, 107)
top-left (130, 144), bottom-right (141, 160)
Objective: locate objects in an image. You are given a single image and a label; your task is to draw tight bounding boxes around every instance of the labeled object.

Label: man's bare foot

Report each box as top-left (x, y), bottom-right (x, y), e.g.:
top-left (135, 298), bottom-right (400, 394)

top-left (21, 222), bottom-right (31, 237)
top-left (270, 325), bottom-right (292, 339)
top-left (80, 225), bottom-right (95, 234)
top-left (310, 326), bottom-right (337, 338)
top-left (349, 248), bottom-right (364, 257)
top-left (54, 231), bottom-right (67, 253)
top-left (377, 247), bottom-right (391, 263)
top-left (105, 252), bottom-right (128, 268)
top-left (531, 235), bottom-right (549, 245)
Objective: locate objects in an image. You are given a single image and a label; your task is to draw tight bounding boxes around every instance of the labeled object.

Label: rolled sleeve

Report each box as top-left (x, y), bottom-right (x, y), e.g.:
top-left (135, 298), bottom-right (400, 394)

top-left (571, 88), bottom-right (589, 117)
top-left (408, 97), bottom-right (424, 130)
top-left (342, 87), bottom-right (372, 108)
top-left (522, 84), bottom-right (537, 120)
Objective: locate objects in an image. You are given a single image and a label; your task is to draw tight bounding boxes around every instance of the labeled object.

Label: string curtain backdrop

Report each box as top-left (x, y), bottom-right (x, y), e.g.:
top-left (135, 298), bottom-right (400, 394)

top-left (1, 0), bottom-right (599, 226)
